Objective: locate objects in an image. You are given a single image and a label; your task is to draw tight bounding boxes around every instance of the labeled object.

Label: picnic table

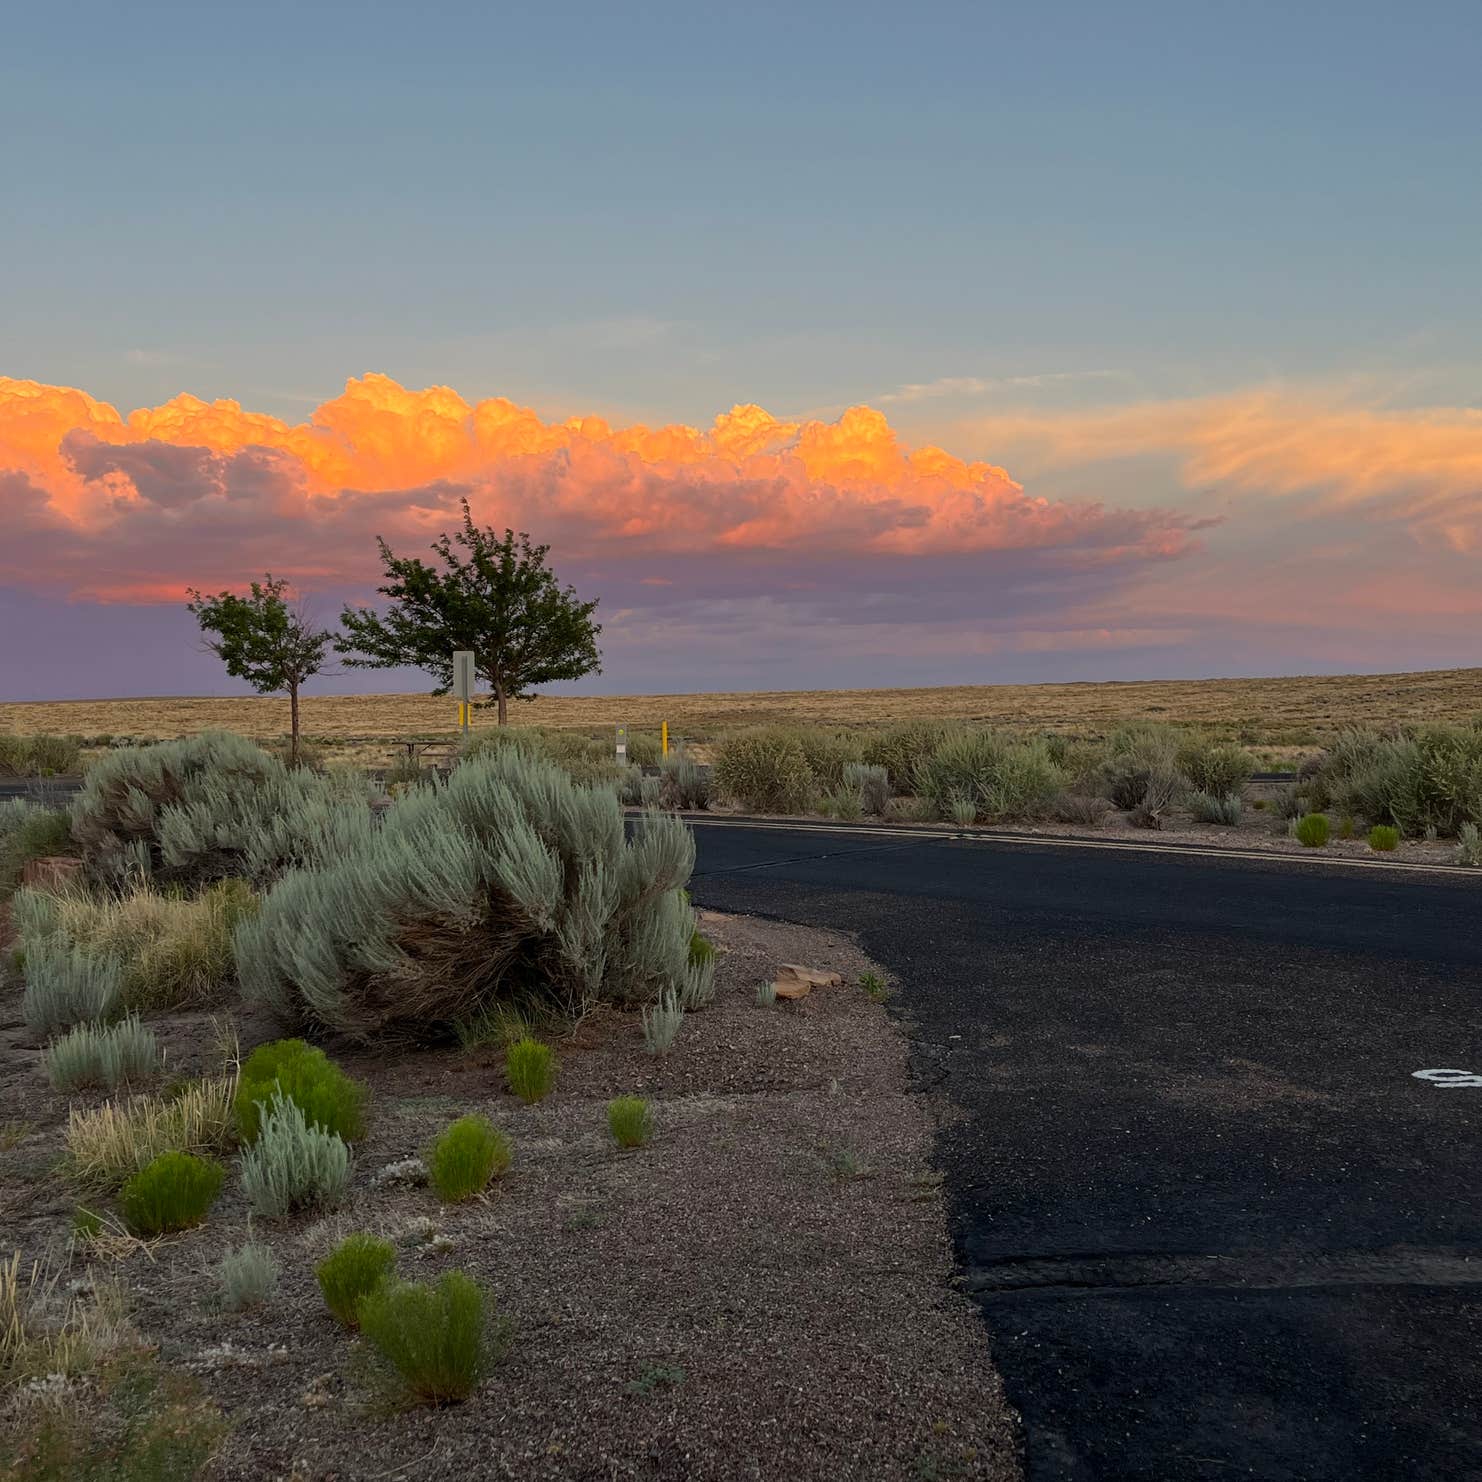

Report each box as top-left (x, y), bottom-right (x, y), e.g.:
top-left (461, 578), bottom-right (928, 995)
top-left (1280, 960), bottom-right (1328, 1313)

top-left (384, 740), bottom-right (460, 772)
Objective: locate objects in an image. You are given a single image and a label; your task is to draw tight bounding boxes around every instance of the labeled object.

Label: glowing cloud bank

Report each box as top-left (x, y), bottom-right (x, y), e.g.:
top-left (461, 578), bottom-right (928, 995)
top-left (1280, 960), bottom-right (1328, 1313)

top-left (0, 374), bottom-right (1192, 601)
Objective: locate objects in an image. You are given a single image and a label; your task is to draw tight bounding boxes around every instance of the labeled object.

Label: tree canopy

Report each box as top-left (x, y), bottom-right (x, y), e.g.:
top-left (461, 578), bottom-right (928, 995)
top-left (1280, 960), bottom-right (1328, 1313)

top-left (336, 501), bottom-right (601, 724)
top-left (186, 575), bottom-right (332, 764)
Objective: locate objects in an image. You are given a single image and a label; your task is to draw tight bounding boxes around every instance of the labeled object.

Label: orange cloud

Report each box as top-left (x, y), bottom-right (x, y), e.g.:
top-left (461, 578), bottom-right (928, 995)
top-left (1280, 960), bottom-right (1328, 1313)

top-left (0, 374), bottom-right (1193, 600)
top-left (966, 387), bottom-right (1482, 551)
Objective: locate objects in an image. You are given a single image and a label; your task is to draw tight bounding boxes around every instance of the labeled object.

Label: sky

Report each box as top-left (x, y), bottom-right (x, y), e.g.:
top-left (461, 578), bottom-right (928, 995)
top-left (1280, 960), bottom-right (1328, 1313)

top-left (2, 0), bottom-right (1480, 701)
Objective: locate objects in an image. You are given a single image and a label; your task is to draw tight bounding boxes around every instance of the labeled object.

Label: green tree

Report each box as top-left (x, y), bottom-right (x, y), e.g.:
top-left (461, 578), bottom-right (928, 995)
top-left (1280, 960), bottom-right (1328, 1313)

top-left (336, 501), bottom-right (601, 725)
top-left (186, 575), bottom-right (332, 765)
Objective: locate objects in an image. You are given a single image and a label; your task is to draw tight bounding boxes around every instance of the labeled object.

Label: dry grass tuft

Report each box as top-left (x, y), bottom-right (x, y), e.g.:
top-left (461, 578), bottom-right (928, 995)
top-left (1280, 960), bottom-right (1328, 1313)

top-left (65, 1076), bottom-right (237, 1186)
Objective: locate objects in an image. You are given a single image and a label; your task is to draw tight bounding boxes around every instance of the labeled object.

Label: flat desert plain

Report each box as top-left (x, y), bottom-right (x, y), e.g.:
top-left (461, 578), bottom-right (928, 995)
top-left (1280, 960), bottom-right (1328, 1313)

top-left (2, 668), bottom-right (1479, 749)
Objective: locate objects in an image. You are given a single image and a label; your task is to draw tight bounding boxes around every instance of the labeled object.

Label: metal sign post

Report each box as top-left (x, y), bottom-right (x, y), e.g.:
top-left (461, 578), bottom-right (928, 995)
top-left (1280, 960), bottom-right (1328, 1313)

top-left (452, 651), bottom-right (475, 734)
top-left (616, 725), bottom-right (628, 763)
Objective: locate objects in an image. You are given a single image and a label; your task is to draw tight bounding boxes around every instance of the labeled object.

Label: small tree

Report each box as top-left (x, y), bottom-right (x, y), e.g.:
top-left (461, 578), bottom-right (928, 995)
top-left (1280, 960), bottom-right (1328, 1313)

top-left (186, 576), bottom-right (332, 766)
top-left (336, 500), bottom-right (601, 725)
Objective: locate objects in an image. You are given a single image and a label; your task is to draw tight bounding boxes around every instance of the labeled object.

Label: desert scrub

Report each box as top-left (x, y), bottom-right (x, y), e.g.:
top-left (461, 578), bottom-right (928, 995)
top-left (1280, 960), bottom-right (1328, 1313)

top-left (1368, 824), bottom-right (1401, 852)
top-left (68, 730), bottom-right (376, 889)
top-left (1303, 725), bottom-right (1482, 837)
top-left (711, 727), bottom-right (816, 812)
top-left (658, 752), bottom-right (711, 810)
top-left (1186, 790), bottom-right (1243, 826)
top-left (239, 1091), bottom-right (351, 1217)
top-left (843, 761), bottom-right (891, 815)
top-left (217, 1238), bottom-right (280, 1311)
top-left (1049, 792), bottom-right (1115, 827)
top-left (235, 747), bottom-right (704, 1041)
top-left (1457, 822), bottom-right (1482, 867)
top-left (0, 732), bottom-right (81, 778)
top-left (503, 1038), bottom-right (555, 1103)
top-left (357, 1270), bottom-right (505, 1406)
top-left (1175, 736), bottom-right (1254, 796)
top-left (429, 1114), bottom-right (511, 1201)
top-left (44, 1016), bottom-right (158, 1092)
top-left (679, 927), bottom-right (717, 1009)
top-left (860, 719), bottom-right (959, 792)
top-left (316, 1233), bottom-right (397, 1327)
top-left (120, 1151), bottom-right (224, 1236)
top-left (1294, 813), bottom-right (1331, 848)
top-left (755, 979), bottom-right (777, 1006)
top-left (0, 800), bottom-right (73, 897)
top-left (234, 1038), bottom-right (368, 1144)
top-left (642, 990), bottom-right (684, 1054)
top-left (607, 1096), bottom-right (653, 1149)
top-left (65, 1076), bottom-right (237, 1185)
top-left (916, 730), bottom-right (1065, 822)
top-left (20, 939), bottom-right (125, 1036)
top-left (819, 788), bottom-right (863, 821)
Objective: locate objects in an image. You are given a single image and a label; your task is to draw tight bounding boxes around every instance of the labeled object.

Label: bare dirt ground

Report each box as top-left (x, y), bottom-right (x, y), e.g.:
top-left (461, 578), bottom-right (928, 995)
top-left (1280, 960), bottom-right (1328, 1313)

top-left (3, 666), bottom-right (1479, 752)
top-left (0, 913), bottom-right (1021, 1482)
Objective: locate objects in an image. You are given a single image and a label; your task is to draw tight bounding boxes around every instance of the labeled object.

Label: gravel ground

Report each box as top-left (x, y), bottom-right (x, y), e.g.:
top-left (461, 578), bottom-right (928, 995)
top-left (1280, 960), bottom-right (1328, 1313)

top-left (1, 911), bottom-right (1021, 1482)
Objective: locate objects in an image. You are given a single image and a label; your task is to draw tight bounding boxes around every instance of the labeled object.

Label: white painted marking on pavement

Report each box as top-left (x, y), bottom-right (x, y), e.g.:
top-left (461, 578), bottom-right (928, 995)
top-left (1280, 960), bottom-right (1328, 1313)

top-left (1412, 1068), bottom-right (1482, 1088)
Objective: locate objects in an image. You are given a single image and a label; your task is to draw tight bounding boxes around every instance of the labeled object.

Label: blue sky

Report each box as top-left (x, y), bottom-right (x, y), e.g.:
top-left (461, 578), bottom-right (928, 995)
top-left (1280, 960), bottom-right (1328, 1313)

top-left (2, 1), bottom-right (1479, 699)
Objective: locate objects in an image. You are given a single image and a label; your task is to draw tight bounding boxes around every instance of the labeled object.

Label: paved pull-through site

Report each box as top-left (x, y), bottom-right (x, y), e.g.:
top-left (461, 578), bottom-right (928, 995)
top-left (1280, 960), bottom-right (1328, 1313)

top-left (689, 821), bottom-right (1482, 1482)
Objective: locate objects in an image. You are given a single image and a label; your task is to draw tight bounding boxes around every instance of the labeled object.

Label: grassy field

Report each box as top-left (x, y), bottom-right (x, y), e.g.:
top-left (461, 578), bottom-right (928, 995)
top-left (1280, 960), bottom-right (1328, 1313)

top-left (2, 667), bottom-right (1480, 758)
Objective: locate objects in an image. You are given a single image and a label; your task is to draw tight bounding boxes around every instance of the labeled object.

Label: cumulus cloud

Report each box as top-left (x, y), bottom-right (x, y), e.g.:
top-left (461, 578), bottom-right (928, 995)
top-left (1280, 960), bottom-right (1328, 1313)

top-left (0, 374), bottom-right (1195, 601)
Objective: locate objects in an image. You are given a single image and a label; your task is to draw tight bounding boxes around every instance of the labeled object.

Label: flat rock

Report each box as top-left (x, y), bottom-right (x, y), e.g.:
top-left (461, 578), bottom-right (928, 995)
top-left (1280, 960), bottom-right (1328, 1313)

top-left (772, 963), bottom-right (846, 1000)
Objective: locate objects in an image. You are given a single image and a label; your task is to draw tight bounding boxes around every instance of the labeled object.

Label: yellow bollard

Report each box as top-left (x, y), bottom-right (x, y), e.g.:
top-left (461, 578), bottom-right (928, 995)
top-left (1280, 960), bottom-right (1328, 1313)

top-left (661, 721), bottom-right (668, 757)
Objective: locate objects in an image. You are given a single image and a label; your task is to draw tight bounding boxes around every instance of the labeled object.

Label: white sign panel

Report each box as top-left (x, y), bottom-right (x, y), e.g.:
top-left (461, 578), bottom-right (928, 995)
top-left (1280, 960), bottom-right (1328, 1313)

top-left (452, 651), bottom-right (475, 703)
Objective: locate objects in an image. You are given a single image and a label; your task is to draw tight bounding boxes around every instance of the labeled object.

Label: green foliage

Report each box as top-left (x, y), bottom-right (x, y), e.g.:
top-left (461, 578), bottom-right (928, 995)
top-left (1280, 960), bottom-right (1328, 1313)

top-left (316, 1233), bottom-right (397, 1327)
top-left (949, 796), bottom-right (977, 827)
top-left (1295, 812), bottom-right (1330, 847)
top-left (0, 802), bottom-right (72, 897)
top-left (755, 979), bottom-right (778, 1006)
top-left (1049, 792), bottom-right (1115, 827)
top-left (235, 747), bottom-right (702, 1041)
top-left (625, 732), bottom-right (662, 768)
top-left (1175, 736), bottom-right (1254, 796)
top-left (503, 1038), bottom-right (555, 1103)
top-left (794, 729), bottom-right (866, 791)
top-left (234, 1038), bottom-right (368, 1144)
top-left (916, 731), bottom-right (1065, 822)
top-left (859, 971), bottom-right (888, 1002)
top-left (641, 990), bottom-right (684, 1054)
top-left (45, 1017), bottom-right (158, 1092)
top-left (607, 1096), bottom-right (653, 1149)
top-left (1306, 725), bottom-right (1482, 837)
top-left (859, 720), bottom-right (959, 792)
top-left (1368, 824), bottom-right (1401, 852)
top-left (658, 752), bottom-right (711, 810)
top-left (337, 501), bottom-right (601, 725)
top-left (1186, 790), bottom-right (1243, 826)
top-left (21, 940), bottom-right (125, 1036)
top-left (1097, 725), bottom-right (1183, 821)
top-left (357, 1270), bottom-right (503, 1406)
top-left (820, 788), bottom-right (863, 821)
top-left (217, 1239), bottom-right (280, 1311)
top-left (239, 1091), bottom-right (352, 1217)
top-left (843, 761), bottom-right (891, 816)
top-left (120, 1151), bottom-right (224, 1236)
top-left (429, 1114), bottom-right (511, 1201)
top-left (0, 733), bottom-right (81, 779)
top-left (186, 575), bottom-right (332, 765)
top-left (1456, 822), bottom-right (1481, 866)
top-left (711, 727), bottom-right (815, 812)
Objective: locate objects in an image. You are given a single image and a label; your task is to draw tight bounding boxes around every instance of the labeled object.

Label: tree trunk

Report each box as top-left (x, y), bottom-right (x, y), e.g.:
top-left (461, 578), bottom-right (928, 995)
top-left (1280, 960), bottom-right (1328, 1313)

top-left (289, 682), bottom-right (301, 766)
top-left (496, 682), bottom-right (508, 727)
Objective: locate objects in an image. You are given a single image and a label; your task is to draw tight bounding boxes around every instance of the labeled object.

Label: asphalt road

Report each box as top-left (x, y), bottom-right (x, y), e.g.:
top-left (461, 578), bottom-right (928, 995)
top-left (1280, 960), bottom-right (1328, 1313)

top-left (687, 821), bottom-right (1482, 1482)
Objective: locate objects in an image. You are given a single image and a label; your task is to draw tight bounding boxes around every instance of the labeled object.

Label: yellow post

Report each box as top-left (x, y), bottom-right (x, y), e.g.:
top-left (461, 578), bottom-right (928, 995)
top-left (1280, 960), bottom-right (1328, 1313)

top-left (661, 721), bottom-right (669, 757)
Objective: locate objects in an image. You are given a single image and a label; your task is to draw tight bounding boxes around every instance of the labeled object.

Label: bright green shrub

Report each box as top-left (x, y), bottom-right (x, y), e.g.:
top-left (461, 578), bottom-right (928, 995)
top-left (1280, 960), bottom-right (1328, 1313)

top-left (120, 1151), bottom-right (224, 1236)
top-left (357, 1270), bottom-right (501, 1406)
top-left (503, 1038), bottom-right (555, 1103)
top-left (1369, 824), bottom-right (1400, 852)
top-left (234, 1038), bottom-right (368, 1144)
top-left (607, 1096), bottom-right (653, 1148)
top-left (235, 748), bottom-right (703, 1041)
top-left (316, 1233), bottom-right (397, 1327)
top-left (429, 1115), bottom-right (510, 1201)
top-left (711, 728), bottom-right (815, 812)
top-left (1295, 813), bottom-right (1330, 847)
top-left (239, 1092), bottom-right (352, 1216)
top-left (916, 731), bottom-right (1065, 822)
top-left (44, 1017), bottom-right (158, 1091)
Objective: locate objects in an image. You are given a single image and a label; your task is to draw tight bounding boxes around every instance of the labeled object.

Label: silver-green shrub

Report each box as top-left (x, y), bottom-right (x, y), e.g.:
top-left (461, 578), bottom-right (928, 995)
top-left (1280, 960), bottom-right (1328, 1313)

top-left (236, 747), bottom-right (702, 1041)
top-left (917, 731), bottom-right (1065, 822)
top-left (712, 728), bottom-right (816, 813)
top-left (21, 939), bottom-right (125, 1035)
top-left (659, 754), bottom-right (711, 810)
top-left (1186, 790), bottom-right (1243, 826)
top-left (642, 990), bottom-right (684, 1054)
top-left (1457, 822), bottom-right (1481, 868)
top-left (843, 762), bottom-right (891, 816)
top-left (217, 1238), bottom-right (280, 1310)
top-left (44, 1016), bottom-right (158, 1090)
top-left (239, 1091), bottom-right (351, 1217)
